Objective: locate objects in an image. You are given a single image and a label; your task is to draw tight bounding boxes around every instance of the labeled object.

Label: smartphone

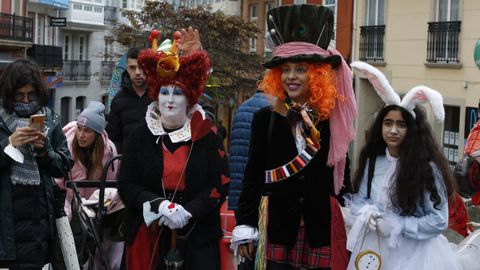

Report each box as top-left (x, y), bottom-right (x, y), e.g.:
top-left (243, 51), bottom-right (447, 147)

top-left (29, 114), bottom-right (45, 131)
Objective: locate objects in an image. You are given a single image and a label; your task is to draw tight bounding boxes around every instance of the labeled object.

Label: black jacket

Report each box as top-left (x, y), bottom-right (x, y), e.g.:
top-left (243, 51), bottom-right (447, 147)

top-left (118, 123), bottom-right (229, 247)
top-left (106, 71), bottom-right (151, 153)
top-left (236, 107), bottom-right (349, 248)
top-left (0, 107), bottom-right (72, 267)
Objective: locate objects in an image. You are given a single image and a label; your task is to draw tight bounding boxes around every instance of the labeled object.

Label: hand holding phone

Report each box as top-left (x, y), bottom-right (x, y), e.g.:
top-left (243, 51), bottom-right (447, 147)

top-left (29, 114), bottom-right (45, 131)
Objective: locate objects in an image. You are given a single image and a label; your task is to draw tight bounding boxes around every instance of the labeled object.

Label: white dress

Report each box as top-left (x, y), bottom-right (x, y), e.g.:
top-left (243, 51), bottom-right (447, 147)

top-left (346, 148), bottom-right (463, 270)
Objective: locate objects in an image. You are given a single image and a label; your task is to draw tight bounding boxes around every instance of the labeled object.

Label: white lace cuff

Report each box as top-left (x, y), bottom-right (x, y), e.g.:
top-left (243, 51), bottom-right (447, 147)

top-left (230, 225), bottom-right (259, 251)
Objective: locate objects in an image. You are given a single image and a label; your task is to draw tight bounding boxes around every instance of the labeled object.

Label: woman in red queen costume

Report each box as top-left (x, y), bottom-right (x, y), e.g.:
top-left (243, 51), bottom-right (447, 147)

top-left (117, 28), bottom-right (229, 270)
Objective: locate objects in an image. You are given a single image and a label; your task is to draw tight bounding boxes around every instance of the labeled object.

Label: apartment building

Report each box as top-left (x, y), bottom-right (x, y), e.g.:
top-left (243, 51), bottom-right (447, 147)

top-left (0, 0), bottom-right (65, 109)
top-left (0, 0), bottom-right (33, 71)
top-left (52, 0), bottom-right (142, 126)
top-left (351, 0), bottom-right (480, 170)
top-left (27, 0), bottom-right (66, 109)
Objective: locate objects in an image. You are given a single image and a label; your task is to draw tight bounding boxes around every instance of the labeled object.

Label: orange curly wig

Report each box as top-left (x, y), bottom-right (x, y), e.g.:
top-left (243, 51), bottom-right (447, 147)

top-left (259, 63), bottom-right (337, 121)
top-left (137, 49), bottom-right (211, 107)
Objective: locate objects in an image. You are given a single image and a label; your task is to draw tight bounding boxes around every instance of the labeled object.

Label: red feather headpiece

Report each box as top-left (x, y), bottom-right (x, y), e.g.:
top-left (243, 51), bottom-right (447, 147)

top-left (138, 30), bottom-right (211, 107)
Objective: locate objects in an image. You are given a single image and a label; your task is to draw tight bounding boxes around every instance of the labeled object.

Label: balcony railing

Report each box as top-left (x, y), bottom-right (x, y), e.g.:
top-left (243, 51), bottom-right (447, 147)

top-left (359, 25), bottom-right (385, 62)
top-left (101, 61), bottom-right (115, 80)
top-left (27, 44), bottom-right (63, 69)
top-left (426, 21), bottom-right (461, 63)
top-left (104, 6), bottom-right (118, 25)
top-left (63, 60), bottom-right (91, 80)
top-left (0, 13), bottom-right (33, 42)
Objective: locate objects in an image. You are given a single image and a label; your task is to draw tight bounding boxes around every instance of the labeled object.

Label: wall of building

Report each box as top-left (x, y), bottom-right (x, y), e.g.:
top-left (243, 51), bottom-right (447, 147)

top-left (352, 0), bottom-right (480, 171)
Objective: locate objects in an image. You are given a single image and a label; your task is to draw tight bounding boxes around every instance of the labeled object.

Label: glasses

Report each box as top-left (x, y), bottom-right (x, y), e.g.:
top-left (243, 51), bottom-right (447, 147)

top-left (15, 91), bottom-right (38, 102)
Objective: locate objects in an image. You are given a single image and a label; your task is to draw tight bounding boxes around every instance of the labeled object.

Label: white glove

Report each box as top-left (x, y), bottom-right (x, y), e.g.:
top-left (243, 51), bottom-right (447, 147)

top-left (158, 202), bottom-right (192, 229)
top-left (364, 209), bottom-right (381, 231)
top-left (376, 215), bottom-right (397, 237)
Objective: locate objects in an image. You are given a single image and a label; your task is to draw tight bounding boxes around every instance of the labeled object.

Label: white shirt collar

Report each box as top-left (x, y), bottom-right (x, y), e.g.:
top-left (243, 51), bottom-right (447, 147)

top-left (385, 148), bottom-right (399, 163)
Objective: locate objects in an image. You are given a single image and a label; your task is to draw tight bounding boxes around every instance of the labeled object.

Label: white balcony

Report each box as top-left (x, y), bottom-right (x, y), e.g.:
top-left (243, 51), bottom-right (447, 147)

top-left (63, 0), bottom-right (106, 26)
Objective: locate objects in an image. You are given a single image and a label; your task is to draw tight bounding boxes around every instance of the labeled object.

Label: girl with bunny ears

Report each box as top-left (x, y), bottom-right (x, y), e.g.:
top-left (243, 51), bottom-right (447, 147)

top-left (346, 62), bottom-right (461, 270)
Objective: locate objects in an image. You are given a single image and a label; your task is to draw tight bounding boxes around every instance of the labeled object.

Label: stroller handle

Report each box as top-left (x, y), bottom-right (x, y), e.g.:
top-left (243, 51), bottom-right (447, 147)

top-left (65, 155), bottom-right (122, 244)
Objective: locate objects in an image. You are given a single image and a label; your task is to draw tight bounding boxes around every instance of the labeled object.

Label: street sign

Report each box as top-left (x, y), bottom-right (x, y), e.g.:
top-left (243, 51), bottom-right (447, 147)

top-left (50, 17), bottom-right (67, 27)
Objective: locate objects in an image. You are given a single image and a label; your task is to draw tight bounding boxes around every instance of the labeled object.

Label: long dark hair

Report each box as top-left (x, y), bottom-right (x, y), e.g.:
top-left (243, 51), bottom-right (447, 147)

top-left (72, 132), bottom-right (105, 179)
top-left (0, 59), bottom-right (49, 113)
top-left (353, 105), bottom-right (455, 215)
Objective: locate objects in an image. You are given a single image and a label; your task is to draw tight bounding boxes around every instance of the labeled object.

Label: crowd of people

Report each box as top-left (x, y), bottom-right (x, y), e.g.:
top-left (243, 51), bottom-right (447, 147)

top-left (0, 3), bottom-right (478, 270)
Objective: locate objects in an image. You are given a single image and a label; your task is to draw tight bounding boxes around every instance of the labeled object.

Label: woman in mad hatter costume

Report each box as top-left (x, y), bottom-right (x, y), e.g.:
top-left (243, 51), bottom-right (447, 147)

top-left (232, 5), bottom-right (356, 270)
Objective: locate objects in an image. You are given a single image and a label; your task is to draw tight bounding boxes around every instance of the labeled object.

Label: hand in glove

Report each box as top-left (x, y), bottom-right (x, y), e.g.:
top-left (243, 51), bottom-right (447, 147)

top-left (376, 215), bottom-right (397, 237)
top-left (364, 209), bottom-right (381, 231)
top-left (158, 202), bottom-right (192, 229)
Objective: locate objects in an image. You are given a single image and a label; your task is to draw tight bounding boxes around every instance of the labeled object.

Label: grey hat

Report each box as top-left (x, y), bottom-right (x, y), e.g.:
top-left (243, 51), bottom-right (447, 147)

top-left (77, 101), bottom-right (106, 134)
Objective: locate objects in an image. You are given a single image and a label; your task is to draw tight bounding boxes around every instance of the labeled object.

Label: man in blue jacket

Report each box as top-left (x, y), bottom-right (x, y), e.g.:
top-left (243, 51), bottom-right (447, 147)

top-left (228, 90), bottom-right (269, 211)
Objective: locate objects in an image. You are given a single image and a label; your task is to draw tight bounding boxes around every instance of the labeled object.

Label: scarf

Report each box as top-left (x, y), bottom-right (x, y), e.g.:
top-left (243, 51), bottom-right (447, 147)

top-left (0, 100), bottom-right (43, 185)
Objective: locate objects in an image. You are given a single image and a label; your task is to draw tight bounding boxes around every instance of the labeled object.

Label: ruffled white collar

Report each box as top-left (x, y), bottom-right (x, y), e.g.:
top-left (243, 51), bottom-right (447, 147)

top-left (145, 102), bottom-right (206, 143)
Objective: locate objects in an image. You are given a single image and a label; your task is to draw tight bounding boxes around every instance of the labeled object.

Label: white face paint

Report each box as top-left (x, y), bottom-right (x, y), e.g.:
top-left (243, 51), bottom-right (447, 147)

top-left (158, 84), bottom-right (188, 129)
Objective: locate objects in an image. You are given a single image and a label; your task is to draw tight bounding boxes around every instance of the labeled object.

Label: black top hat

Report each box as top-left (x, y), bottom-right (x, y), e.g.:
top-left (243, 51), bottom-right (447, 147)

top-left (264, 4), bottom-right (341, 68)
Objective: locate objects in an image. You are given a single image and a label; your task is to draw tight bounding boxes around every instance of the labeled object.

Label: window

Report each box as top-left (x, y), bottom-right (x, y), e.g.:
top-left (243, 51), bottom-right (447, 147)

top-left (79, 36), bottom-right (85, 61)
top-left (366, 0), bottom-right (385, 25)
top-left (265, 2), bottom-right (275, 54)
top-left (94, 6), bottom-right (103, 13)
top-left (46, 17), bottom-right (53, 45)
top-left (64, 35), bottom-right (70, 60)
top-left (60, 97), bottom-right (71, 127)
top-left (426, 0), bottom-right (461, 63)
top-left (323, 0), bottom-right (337, 41)
top-left (76, 97), bottom-right (86, 118)
top-left (294, 0), bottom-right (306, 4)
top-left (122, 0), bottom-right (127, 8)
top-left (14, 0), bottom-right (22, 15)
top-left (36, 15), bottom-right (45, 45)
top-left (359, 0), bottom-right (385, 62)
top-left (443, 105), bottom-right (460, 166)
top-left (104, 37), bottom-right (113, 61)
top-left (84, 5), bottom-right (93, 11)
top-left (436, 0), bottom-right (459, 21)
top-left (250, 36), bottom-right (257, 53)
top-left (250, 5), bottom-right (257, 20)
top-left (73, 4), bottom-right (82, 10)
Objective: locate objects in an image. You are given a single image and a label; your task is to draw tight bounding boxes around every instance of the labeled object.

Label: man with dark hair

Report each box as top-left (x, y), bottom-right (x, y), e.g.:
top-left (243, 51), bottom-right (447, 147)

top-left (106, 48), bottom-right (151, 153)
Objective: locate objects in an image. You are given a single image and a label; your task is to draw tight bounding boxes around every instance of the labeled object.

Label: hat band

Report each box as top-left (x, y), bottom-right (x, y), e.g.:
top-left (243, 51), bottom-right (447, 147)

top-left (273, 41), bottom-right (326, 58)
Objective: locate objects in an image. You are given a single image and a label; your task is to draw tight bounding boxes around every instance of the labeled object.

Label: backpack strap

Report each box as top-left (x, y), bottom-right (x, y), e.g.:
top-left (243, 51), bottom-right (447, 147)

top-left (367, 157), bottom-right (376, 199)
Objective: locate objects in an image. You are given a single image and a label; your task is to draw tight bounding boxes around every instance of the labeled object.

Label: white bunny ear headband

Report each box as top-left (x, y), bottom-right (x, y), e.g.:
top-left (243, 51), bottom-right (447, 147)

top-left (351, 61), bottom-right (445, 122)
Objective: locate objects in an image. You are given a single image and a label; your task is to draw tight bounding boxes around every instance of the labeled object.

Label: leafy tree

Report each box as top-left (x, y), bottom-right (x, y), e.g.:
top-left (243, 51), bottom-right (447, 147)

top-left (113, 1), bottom-right (263, 106)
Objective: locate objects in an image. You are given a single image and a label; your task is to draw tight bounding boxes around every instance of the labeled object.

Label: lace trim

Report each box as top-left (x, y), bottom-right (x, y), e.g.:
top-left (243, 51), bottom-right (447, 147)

top-left (145, 102), bottom-right (205, 143)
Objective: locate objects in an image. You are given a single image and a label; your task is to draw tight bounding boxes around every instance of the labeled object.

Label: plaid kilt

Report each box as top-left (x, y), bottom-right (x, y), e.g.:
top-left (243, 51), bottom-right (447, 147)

top-left (266, 226), bottom-right (331, 268)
